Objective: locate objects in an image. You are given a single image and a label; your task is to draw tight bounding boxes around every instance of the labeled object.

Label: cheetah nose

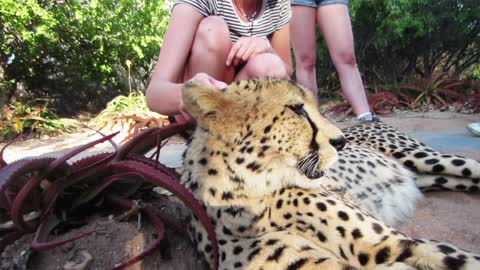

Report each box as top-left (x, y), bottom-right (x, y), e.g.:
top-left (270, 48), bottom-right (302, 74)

top-left (329, 136), bottom-right (347, 151)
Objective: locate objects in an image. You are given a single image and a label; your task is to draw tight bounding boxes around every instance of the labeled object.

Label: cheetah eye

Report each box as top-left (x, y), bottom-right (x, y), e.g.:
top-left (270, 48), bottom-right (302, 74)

top-left (287, 104), bottom-right (307, 117)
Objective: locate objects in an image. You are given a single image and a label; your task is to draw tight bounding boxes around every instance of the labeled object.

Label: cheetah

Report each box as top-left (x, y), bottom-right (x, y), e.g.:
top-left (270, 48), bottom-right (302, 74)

top-left (324, 143), bottom-right (421, 226)
top-left (342, 121), bottom-right (480, 192)
top-left (180, 79), bottom-right (480, 270)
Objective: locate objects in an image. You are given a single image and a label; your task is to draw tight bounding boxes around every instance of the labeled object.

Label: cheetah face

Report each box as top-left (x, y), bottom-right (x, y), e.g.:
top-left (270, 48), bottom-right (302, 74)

top-left (182, 79), bottom-right (346, 182)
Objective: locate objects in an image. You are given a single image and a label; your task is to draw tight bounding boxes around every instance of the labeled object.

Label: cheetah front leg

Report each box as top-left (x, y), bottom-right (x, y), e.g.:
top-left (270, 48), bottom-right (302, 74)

top-left (219, 232), bottom-right (356, 270)
top-left (267, 186), bottom-right (480, 270)
top-left (415, 174), bottom-right (480, 192)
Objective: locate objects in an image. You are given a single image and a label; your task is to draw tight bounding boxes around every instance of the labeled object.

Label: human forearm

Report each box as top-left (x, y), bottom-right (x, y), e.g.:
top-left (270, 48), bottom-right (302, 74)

top-left (146, 80), bottom-right (183, 116)
top-left (145, 4), bottom-right (206, 116)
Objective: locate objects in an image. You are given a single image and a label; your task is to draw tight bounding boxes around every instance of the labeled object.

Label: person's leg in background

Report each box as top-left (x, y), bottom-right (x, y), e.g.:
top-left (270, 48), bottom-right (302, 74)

top-left (316, 3), bottom-right (374, 121)
top-left (290, 5), bottom-right (319, 96)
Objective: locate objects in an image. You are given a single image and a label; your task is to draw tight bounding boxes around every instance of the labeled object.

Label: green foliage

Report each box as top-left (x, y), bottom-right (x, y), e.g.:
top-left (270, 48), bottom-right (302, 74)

top-left (0, 0), bottom-right (170, 115)
top-left (93, 91), bottom-right (167, 140)
top-left (94, 91), bottom-right (158, 125)
top-left (468, 64), bottom-right (480, 80)
top-left (316, 0), bottom-right (480, 97)
top-left (352, 0), bottom-right (479, 80)
top-left (0, 100), bottom-right (76, 141)
top-left (2, 0), bottom-right (478, 113)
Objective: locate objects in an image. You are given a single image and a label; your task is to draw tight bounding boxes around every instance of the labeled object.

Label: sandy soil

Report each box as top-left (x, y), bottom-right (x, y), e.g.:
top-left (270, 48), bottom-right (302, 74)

top-left (1, 110), bottom-right (479, 269)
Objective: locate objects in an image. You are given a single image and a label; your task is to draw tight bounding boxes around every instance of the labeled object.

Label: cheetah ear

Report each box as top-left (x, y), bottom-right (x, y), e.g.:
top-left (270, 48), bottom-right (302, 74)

top-left (182, 82), bottom-right (228, 128)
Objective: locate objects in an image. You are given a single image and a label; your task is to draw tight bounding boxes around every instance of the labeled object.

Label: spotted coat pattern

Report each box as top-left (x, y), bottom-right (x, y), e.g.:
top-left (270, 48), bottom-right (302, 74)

top-left (180, 79), bottom-right (480, 270)
top-left (343, 121), bottom-right (480, 192)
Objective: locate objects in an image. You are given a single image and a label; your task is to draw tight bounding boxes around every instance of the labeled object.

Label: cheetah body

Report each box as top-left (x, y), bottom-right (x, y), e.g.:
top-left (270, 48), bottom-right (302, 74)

top-left (343, 122), bottom-right (480, 192)
top-left (180, 79), bottom-right (480, 270)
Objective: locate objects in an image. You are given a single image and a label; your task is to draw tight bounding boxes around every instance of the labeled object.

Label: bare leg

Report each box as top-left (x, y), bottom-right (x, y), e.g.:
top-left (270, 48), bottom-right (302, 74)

top-left (184, 16), bottom-right (236, 83)
top-left (316, 4), bottom-right (370, 115)
top-left (290, 6), bottom-right (319, 95)
top-left (186, 16), bottom-right (289, 83)
top-left (235, 53), bottom-right (290, 81)
top-left (170, 16), bottom-right (236, 124)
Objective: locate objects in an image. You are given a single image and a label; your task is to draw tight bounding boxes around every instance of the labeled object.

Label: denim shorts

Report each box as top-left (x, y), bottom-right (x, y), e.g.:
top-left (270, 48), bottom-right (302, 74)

top-left (291, 0), bottom-right (348, 8)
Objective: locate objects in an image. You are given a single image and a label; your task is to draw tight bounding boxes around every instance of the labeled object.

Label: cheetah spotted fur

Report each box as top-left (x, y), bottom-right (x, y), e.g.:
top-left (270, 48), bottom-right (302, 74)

top-left (342, 121), bottom-right (480, 192)
top-left (180, 79), bottom-right (480, 270)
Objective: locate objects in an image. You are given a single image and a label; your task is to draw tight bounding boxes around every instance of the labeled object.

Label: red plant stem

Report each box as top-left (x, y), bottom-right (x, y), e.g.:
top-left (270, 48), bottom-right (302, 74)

top-left (44, 132), bottom-right (118, 176)
top-left (105, 195), bottom-right (167, 270)
top-left (32, 231), bottom-right (96, 251)
top-left (0, 158), bottom-right (56, 194)
top-left (114, 122), bottom-right (193, 161)
top-left (40, 163), bottom-right (112, 223)
top-left (110, 160), bottom-right (218, 269)
top-left (71, 172), bottom-right (144, 208)
top-left (86, 127), bottom-right (120, 152)
top-left (10, 174), bottom-right (43, 231)
top-left (0, 134), bottom-right (28, 168)
top-left (32, 220), bottom-right (96, 251)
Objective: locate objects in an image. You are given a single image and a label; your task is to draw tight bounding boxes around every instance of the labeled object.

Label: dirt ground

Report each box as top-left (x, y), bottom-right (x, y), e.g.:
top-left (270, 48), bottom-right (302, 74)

top-left (1, 110), bottom-right (479, 269)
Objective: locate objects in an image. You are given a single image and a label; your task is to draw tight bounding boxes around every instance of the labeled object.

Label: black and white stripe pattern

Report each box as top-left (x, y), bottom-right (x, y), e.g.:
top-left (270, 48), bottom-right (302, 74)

top-left (174, 0), bottom-right (291, 42)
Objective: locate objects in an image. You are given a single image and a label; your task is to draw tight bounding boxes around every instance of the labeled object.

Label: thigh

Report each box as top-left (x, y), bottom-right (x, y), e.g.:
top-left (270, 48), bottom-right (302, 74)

top-left (316, 4), bottom-right (355, 58)
top-left (290, 6), bottom-right (318, 60)
top-left (183, 16), bottom-right (236, 83)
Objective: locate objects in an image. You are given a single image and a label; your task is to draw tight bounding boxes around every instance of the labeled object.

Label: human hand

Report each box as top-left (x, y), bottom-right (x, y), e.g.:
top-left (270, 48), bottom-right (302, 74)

top-left (176, 104), bottom-right (195, 125)
top-left (187, 72), bottom-right (228, 89)
top-left (179, 73), bottom-right (228, 124)
top-left (226, 36), bottom-right (270, 67)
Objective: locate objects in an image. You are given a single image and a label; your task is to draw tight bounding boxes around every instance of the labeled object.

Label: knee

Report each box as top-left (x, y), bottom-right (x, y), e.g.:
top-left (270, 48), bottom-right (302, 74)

top-left (245, 53), bottom-right (290, 79)
top-left (332, 49), bottom-right (357, 67)
top-left (295, 51), bottom-right (316, 72)
top-left (193, 16), bottom-right (231, 54)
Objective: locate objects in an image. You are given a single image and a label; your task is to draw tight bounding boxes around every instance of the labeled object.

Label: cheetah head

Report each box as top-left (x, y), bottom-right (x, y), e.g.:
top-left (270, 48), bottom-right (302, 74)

top-left (182, 79), bottom-right (346, 194)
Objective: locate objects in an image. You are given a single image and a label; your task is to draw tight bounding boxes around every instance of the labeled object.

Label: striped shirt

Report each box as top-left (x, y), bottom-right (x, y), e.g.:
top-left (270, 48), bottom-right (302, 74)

top-left (173, 0), bottom-right (291, 42)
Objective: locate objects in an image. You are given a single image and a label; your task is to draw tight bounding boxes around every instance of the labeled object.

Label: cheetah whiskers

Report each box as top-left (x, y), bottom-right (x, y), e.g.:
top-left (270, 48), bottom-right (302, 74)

top-left (297, 151), bottom-right (322, 179)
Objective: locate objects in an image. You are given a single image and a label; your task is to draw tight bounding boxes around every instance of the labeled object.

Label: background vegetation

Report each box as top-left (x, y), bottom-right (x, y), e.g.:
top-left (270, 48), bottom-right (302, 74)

top-left (1, 0), bottom-right (479, 139)
top-left (1, 0), bottom-right (170, 115)
top-left (316, 0), bottom-right (479, 96)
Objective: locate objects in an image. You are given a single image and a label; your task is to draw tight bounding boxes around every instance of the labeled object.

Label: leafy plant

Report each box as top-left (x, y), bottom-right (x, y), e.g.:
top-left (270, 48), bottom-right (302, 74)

top-left (0, 100), bottom-right (76, 141)
top-left (93, 91), bottom-right (169, 141)
top-left (326, 89), bottom-right (402, 116)
top-left (367, 92), bottom-right (401, 115)
top-left (458, 93), bottom-right (480, 113)
top-left (0, 123), bottom-right (218, 269)
top-left (400, 73), bottom-right (466, 109)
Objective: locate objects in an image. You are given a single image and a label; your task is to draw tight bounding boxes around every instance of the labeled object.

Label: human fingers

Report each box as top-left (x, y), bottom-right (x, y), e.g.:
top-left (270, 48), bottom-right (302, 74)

top-left (226, 41), bottom-right (241, 66)
top-left (200, 74), bottom-right (227, 89)
top-left (178, 106), bottom-right (195, 124)
top-left (188, 73), bottom-right (216, 88)
top-left (233, 39), bottom-right (251, 66)
top-left (208, 77), bottom-right (228, 89)
top-left (241, 42), bottom-right (258, 62)
top-left (189, 73), bottom-right (227, 90)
